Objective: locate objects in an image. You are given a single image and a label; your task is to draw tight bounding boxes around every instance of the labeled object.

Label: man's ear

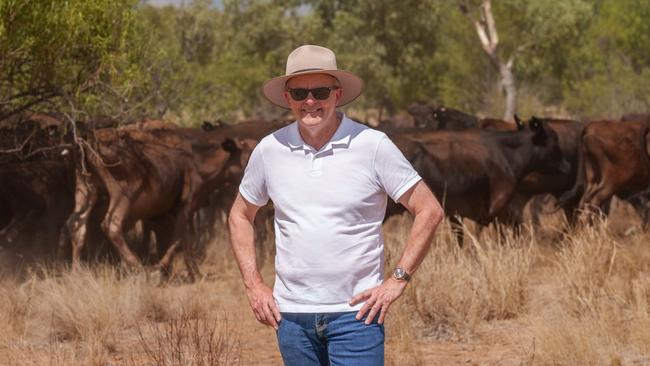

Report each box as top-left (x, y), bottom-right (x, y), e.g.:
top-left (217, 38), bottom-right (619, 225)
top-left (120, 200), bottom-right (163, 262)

top-left (283, 91), bottom-right (292, 105)
top-left (335, 87), bottom-right (343, 104)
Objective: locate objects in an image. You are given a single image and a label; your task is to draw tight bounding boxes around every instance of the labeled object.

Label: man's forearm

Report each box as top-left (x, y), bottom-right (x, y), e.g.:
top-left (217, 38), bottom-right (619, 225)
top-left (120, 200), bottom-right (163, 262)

top-left (395, 182), bottom-right (444, 276)
top-left (396, 206), bottom-right (442, 275)
top-left (228, 213), bottom-right (263, 288)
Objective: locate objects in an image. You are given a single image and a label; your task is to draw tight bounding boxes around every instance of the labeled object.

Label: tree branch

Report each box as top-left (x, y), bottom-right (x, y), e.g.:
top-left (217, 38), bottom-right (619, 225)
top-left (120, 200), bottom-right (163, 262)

top-left (0, 92), bottom-right (59, 121)
top-left (482, 0), bottom-right (498, 51)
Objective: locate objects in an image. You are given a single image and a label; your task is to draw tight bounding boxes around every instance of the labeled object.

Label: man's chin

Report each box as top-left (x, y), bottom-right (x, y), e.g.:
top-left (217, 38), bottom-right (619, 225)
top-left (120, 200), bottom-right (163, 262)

top-left (299, 114), bottom-right (324, 125)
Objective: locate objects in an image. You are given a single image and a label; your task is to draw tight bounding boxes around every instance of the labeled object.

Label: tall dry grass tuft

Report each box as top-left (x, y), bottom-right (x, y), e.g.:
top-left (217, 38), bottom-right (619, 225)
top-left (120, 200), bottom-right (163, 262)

top-left (530, 218), bottom-right (650, 365)
top-left (134, 307), bottom-right (241, 366)
top-left (384, 215), bottom-right (533, 339)
top-left (0, 280), bottom-right (34, 341)
top-left (29, 265), bottom-right (158, 350)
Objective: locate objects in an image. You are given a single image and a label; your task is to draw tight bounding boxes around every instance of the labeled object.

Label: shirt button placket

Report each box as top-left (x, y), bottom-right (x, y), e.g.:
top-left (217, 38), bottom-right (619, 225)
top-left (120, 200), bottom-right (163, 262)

top-left (310, 152), bottom-right (323, 177)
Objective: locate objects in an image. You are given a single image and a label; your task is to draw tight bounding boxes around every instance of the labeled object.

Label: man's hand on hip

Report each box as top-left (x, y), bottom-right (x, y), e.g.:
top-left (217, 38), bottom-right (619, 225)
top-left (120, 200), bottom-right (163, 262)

top-left (349, 278), bottom-right (408, 325)
top-left (245, 282), bottom-right (281, 330)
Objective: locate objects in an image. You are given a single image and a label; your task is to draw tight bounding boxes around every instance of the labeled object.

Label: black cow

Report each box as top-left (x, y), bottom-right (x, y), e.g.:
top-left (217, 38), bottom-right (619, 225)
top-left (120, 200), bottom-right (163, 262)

top-left (508, 116), bottom-right (585, 227)
top-left (407, 102), bottom-right (480, 130)
top-left (394, 119), bottom-right (569, 245)
top-left (0, 160), bottom-right (74, 259)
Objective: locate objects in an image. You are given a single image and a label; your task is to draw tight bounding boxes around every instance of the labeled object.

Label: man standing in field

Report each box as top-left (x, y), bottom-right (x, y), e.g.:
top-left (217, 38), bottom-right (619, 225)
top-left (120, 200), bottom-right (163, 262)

top-left (229, 44), bottom-right (443, 365)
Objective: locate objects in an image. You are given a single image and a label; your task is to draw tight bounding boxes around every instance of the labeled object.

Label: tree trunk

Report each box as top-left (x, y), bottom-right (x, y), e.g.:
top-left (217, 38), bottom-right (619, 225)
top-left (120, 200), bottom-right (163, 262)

top-left (500, 62), bottom-right (517, 122)
top-left (460, 0), bottom-right (518, 122)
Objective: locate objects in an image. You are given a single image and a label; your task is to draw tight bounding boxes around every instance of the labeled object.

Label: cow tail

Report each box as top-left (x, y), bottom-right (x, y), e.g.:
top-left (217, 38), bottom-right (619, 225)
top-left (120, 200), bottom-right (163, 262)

top-left (638, 124), bottom-right (650, 197)
top-left (557, 125), bottom-right (586, 207)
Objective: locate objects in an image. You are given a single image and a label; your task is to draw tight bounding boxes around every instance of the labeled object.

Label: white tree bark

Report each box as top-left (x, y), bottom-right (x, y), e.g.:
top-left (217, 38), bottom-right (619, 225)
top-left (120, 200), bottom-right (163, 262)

top-left (461, 0), bottom-right (517, 122)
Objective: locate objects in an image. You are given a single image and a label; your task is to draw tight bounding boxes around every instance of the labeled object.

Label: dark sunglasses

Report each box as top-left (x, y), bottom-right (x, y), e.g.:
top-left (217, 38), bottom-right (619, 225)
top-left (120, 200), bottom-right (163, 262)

top-left (287, 86), bottom-right (338, 101)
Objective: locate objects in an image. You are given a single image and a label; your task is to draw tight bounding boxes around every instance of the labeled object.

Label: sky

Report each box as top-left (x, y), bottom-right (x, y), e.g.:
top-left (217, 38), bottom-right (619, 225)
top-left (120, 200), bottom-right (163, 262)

top-left (145, 0), bottom-right (222, 7)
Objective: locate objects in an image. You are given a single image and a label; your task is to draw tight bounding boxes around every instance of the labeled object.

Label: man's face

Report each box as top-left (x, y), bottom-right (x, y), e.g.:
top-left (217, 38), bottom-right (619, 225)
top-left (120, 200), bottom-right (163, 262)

top-left (284, 73), bottom-right (342, 127)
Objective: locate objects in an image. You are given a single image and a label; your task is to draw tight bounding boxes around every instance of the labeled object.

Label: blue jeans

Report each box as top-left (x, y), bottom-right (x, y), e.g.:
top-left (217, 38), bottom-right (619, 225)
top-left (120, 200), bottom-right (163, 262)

top-left (276, 311), bottom-right (385, 366)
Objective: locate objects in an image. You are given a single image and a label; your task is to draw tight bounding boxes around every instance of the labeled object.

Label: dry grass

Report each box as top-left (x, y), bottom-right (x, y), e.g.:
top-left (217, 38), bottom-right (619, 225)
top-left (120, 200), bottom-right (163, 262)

top-left (529, 218), bottom-right (650, 365)
top-left (0, 202), bottom-right (649, 365)
top-left (134, 308), bottom-right (241, 366)
top-left (384, 215), bottom-right (533, 340)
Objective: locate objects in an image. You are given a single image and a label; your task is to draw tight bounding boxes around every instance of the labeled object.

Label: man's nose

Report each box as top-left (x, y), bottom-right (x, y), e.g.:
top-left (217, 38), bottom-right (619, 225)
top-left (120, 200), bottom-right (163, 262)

top-left (304, 93), bottom-right (318, 104)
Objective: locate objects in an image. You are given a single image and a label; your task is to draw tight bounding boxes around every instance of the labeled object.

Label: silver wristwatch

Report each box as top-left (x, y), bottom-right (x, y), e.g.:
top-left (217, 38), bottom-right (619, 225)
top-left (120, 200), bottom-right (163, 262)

top-left (392, 267), bottom-right (411, 282)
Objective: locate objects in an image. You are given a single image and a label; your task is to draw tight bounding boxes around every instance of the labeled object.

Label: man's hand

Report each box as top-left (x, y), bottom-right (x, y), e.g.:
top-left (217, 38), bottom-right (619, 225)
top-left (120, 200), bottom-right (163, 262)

top-left (245, 282), bottom-right (281, 330)
top-left (349, 278), bottom-right (408, 325)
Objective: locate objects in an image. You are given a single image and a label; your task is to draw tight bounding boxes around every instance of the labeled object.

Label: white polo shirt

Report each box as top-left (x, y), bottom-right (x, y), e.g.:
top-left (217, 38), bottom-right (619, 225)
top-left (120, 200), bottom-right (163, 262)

top-left (239, 115), bottom-right (421, 313)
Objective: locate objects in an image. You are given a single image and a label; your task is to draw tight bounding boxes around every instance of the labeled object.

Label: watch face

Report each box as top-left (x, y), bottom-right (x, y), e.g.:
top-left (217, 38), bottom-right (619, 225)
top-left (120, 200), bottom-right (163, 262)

top-left (394, 268), bottom-right (405, 279)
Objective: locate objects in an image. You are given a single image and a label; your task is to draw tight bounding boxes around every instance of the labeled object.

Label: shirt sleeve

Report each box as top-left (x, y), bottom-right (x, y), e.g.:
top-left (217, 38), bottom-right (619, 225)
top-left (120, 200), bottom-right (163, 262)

top-left (238, 143), bottom-right (269, 207)
top-left (373, 135), bottom-right (422, 203)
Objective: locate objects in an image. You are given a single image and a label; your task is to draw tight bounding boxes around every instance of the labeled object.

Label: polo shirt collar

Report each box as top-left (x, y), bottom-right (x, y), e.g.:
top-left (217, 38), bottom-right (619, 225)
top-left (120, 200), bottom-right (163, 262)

top-left (287, 114), bottom-right (353, 154)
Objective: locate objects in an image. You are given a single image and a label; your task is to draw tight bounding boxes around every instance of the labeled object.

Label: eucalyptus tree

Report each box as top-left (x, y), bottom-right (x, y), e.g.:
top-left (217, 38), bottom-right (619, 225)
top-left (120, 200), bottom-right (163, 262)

top-left (302, 0), bottom-right (446, 118)
top-left (457, 0), bottom-right (592, 121)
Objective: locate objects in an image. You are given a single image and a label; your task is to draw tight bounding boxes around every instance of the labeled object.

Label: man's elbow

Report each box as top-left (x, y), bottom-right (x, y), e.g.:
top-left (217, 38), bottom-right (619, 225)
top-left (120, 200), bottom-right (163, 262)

top-left (422, 195), bottom-right (444, 229)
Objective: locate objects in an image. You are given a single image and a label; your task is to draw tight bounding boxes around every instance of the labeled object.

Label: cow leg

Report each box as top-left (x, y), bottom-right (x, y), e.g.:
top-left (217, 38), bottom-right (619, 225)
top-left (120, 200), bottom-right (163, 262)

top-left (450, 215), bottom-right (464, 247)
top-left (101, 198), bottom-right (141, 268)
top-left (629, 196), bottom-right (650, 230)
top-left (527, 196), bottom-right (544, 228)
top-left (65, 174), bottom-right (98, 268)
top-left (155, 240), bottom-right (180, 279)
top-left (156, 207), bottom-right (201, 281)
top-left (0, 198), bottom-right (35, 245)
top-left (578, 142), bottom-right (613, 223)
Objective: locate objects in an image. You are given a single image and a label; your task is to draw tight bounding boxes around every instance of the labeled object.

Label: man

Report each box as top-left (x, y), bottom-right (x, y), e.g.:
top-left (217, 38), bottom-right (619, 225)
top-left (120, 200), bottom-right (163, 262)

top-left (229, 45), bottom-right (443, 365)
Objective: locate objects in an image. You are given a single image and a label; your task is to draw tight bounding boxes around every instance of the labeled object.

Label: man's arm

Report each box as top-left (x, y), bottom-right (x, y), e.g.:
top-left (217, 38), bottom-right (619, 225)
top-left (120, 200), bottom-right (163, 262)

top-left (349, 180), bottom-right (443, 324)
top-left (228, 193), bottom-right (281, 330)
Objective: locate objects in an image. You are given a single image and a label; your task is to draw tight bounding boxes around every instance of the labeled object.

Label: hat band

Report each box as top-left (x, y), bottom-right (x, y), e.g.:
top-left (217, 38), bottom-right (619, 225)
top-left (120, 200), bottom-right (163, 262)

top-left (289, 67), bottom-right (326, 74)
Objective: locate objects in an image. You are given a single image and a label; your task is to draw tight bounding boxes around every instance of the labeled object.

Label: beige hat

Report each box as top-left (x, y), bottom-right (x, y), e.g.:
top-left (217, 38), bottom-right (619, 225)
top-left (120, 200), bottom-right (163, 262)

top-left (262, 45), bottom-right (364, 109)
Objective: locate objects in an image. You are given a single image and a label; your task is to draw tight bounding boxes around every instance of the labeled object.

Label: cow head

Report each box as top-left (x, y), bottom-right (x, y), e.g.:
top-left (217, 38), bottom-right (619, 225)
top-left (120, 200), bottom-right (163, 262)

top-left (221, 137), bottom-right (257, 179)
top-left (407, 102), bottom-right (438, 129)
top-left (529, 117), bottom-right (571, 175)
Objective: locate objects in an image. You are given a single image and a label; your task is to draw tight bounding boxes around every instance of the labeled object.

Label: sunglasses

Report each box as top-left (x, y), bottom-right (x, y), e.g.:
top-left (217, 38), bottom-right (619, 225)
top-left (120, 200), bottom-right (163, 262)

top-left (286, 86), bottom-right (338, 101)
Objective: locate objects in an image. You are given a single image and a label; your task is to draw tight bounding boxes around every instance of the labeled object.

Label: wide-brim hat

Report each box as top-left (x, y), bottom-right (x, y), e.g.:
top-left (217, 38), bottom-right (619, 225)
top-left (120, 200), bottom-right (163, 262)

top-left (262, 45), bottom-right (364, 109)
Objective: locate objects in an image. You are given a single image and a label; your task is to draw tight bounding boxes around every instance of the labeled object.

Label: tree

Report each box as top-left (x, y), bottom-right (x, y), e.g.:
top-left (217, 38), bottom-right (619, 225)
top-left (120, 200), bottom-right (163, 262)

top-left (458, 0), bottom-right (592, 120)
top-left (561, 0), bottom-right (650, 117)
top-left (460, 0), bottom-right (518, 121)
top-left (0, 0), bottom-right (144, 121)
top-left (305, 0), bottom-right (445, 117)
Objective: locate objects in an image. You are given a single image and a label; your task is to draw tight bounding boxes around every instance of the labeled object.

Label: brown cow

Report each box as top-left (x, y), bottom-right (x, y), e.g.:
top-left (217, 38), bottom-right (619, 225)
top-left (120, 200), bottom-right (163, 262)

top-left (621, 113), bottom-right (650, 123)
top-left (561, 120), bottom-right (650, 226)
top-left (66, 127), bottom-right (253, 279)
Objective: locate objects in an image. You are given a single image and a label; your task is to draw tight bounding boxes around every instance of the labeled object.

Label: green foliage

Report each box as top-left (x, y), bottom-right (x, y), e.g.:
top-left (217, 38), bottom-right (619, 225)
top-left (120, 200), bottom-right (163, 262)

top-left (562, 0), bottom-right (650, 117)
top-left (323, 0), bottom-right (445, 113)
top-left (0, 0), bottom-right (142, 120)
top-left (0, 0), bottom-right (647, 123)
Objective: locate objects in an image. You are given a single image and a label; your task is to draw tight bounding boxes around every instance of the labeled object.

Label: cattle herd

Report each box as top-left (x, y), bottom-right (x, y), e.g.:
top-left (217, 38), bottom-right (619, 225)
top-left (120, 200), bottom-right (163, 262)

top-left (1, 105), bottom-right (649, 278)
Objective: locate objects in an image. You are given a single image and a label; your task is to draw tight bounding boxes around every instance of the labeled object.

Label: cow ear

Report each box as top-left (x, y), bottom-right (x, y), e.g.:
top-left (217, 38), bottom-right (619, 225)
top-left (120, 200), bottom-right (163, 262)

top-left (221, 138), bottom-right (238, 152)
top-left (514, 114), bottom-right (524, 130)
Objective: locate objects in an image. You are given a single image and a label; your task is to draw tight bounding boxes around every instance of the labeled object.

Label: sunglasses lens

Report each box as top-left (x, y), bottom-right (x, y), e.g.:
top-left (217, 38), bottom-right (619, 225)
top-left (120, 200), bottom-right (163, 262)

top-left (288, 87), bottom-right (337, 101)
top-left (289, 89), bottom-right (309, 101)
top-left (312, 87), bottom-right (332, 100)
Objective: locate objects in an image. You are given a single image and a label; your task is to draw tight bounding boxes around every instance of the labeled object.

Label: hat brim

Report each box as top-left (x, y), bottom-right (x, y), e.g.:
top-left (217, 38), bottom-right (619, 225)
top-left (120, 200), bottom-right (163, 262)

top-left (261, 69), bottom-right (364, 109)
